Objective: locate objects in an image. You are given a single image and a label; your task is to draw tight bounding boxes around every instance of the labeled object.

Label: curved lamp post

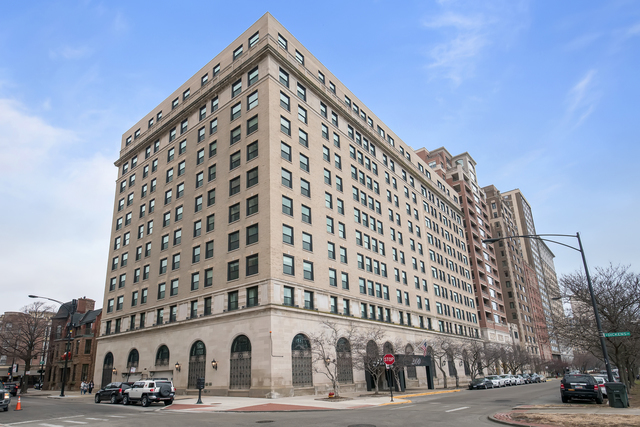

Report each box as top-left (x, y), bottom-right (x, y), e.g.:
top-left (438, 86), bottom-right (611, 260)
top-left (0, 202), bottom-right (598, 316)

top-left (481, 232), bottom-right (614, 383)
top-left (28, 295), bottom-right (77, 397)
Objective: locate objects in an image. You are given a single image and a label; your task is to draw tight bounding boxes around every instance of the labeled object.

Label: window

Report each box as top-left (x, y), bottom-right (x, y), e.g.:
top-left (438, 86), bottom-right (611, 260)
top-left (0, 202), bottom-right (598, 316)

top-left (247, 91), bottom-right (258, 110)
top-left (192, 245), bottom-right (200, 263)
top-left (229, 203), bottom-right (240, 223)
top-left (280, 116), bottom-right (291, 135)
top-left (158, 282), bottom-right (166, 299)
top-left (230, 126), bottom-right (241, 144)
top-left (248, 66), bottom-right (259, 85)
top-left (324, 169), bottom-right (332, 185)
top-left (213, 63), bottom-right (220, 77)
top-left (231, 102), bottom-right (242, 120)
top-left (204, 268), bottom-right (213, 287)
top-left (247, 115), bottom-right (258, 134)
top-left (299, 154), bottom-right (309, 172)
top-left (279, 67), bottom-right (289, 87)
top-left (282, 196), bottom-right (293, 216)
top-left (329, 81), bottom-right (336, 93)
top-left (205, 240), bottom-right (214, 258)
top-left (194, 195), bottom-right (202, 212)
top-left (328, 242), bottom-right (335, 259)
top-left (320, 102), bottom-right (327, 118)
top-left (208, 164), bottom-right (217, 182)
top-left (340, 247), bottom-right (347, 263)
top-left (325, 192), bottom-right (333, 209)
top-left (283, 255), bottom-right (294, 275)
top-left (247, 286), bottom-right (258, 306)
top-left (302, 232), bottom-right (313, 251)
top-left (280, 92), bottom-right (290, 110)
top-left (297, 83), bottom-right (306, 101)
top-left (299, 129), bottom-right (308, 147)
top-left (246, 167), bottom-right (258, 187)
top-left (281, 168), bottom-right (292, 188)
top-left (201, 73), bottom-right (208, 86)
top-left (278, 33), bottom-right (288, 49)
top-left (333, 133), bottom-right (340, 148)
top-left (227, 260), bottom-right (240, 280)
top-left (168, 146), bottom-right (175, 160)
top-left (284, 286), bottom-right (294, 306)
top-left (281, 142), bottom-right (292, 161)
top-left (180, 119), bottom-right (188, 135)
top-left (172, 253), bottom-right (180, 270)
top-left (300, 179), bottom-right (310, 197)
top-left (233, 45), bottom-right (243, 60)
top-left (247, 141), bottom-right (258, 160)
top-left (207, 188), bottom-right (216, 206)
top-left (193, 220), bottom-right (202, 237)
top-left (210, 118), bottom-right (218, 134)
top-left (329, 269), bottom-right (337, 286)
top-left (245, 254), bottom-right (259, 276)
top-left (246, 195), bottom-right (259, 215)
top-left (322, 124), bottom-right (328, 139)
top-left (318, 70), bottom-right (325, 84)
top-left (206, 213), bottom-right (215, 232)
top-left (230, 150), bottom-right (241, 170)
top-left (229, 176), bottom-right (241, 195)
top-left (172, 98), bottom-right (179, 110)
top-left (283, 224), bottom-right (294, 244)
top-left (246, 224), bottom-right (258, 245)
top-left (298, 105), bottom-right (307, 123)
top-left (301, 204), bottom-right (311, 223)
top-left (228, 231), bottom-right (240, 251)
top-left (327, 216), bottom-right (334, 234)
top-left (191, 272), bottom-right (199, 290)
top-left (295, 50), bottom-right (304, 65)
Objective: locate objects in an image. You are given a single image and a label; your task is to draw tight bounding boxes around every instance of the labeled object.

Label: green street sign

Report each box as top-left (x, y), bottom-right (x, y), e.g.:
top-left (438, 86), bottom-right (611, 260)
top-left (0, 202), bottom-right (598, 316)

top-left (604, 332), bottom-right (631, 337)
top-left (40, 361), bottom-right (45, 365)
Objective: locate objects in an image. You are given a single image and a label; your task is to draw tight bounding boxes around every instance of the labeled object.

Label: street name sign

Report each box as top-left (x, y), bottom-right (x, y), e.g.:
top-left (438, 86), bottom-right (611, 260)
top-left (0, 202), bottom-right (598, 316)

top-left (604, 332), bottom-right (630, 337)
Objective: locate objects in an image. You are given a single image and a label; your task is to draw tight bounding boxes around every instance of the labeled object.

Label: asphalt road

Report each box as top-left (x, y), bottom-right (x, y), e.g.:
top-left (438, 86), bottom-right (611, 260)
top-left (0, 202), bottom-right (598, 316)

top-left (1, 381), bottom-right (561, 427)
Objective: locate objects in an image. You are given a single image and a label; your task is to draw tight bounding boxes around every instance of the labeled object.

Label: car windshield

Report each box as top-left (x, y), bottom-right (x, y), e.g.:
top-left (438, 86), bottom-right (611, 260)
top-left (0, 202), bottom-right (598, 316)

top-left (471, 378), bottom-right (485, 383)
top-left (565, 375), bottom-right (592, 383)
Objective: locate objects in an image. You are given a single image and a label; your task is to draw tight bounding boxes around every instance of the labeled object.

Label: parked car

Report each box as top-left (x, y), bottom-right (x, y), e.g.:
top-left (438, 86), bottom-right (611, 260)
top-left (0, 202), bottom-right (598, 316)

top-left (94, 382), bottom-right (133, 404)
top-left (521, 374), bottom-right (532, 384)
top-left (485, 375), bottom-right (506, 387)
top-left (499, 374), bottom-right (517, 386)
top-left (514, 375), bottom-right (526, 385)
top-left (560, 374), bottom-right (603, 404)
top-left (0, 382), bottom-right (11, 412)
top-left (469, 378), bottom-right (495, 390)
top-left (593, 376), bottom-right (607, 397)
top-left (123, 380), bottom-right (175, 407)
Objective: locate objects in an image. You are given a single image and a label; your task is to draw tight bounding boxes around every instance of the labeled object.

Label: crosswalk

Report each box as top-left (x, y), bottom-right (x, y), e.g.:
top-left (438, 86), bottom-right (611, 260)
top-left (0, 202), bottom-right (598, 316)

top-left (4, 414), bottom-right (131, 427)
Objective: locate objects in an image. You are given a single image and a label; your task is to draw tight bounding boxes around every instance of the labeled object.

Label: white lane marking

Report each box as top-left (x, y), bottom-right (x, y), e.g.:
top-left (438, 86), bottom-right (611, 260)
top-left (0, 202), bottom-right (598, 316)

top-left (63, 422), bottom-right (88, 425)
top-left (106, 416), bottom-right (125, 418)
top-left (84, 419), bottom-right (107, 421)
top-left (390, 404), bottom-right (415, 410)
top-left (39, 424), bottom-right (65, 427)
top-left (445, 406), bottom-right (469, 412)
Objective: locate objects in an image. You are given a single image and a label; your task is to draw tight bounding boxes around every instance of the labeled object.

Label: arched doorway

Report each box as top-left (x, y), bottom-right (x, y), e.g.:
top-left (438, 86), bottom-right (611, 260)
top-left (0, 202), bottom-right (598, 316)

top-left (127, 349), bottom-right (139, 378)
top-left (383, 341), bottom-right (394, 355)
top-left (405, 344), bottom-right (416, 379)
top-left (336, 338), bottom-right (353, 384)
top-left (230, 335), bottom-right (251, 389)
top-left (155, 345), bottom-right (170, 367)
top-left (101, 352), bottom-right (113, 388)
top-left (291, 334), bottom-right (312, 387)
top-left (188, 341), bottom-right (206, 388)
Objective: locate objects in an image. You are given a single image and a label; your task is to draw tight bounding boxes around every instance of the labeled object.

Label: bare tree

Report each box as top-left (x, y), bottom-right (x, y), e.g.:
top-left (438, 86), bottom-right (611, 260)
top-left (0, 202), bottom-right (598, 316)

top-left (462, 340), bottom-right (486, 380)
top-left (0, 302), bottom-right (53, 393)
top-left (308, 321), bottom-right (355, 397)
top-left (483, 343), bottom-right (503, 375)
top-left (429, 336), bottom-right (453, 389)
top-left (501, 344), bottom-right (531, 375)
top-left (551, 264), bottom-right (640, 388)
top-left (351, 326), bottom-right (386, 394)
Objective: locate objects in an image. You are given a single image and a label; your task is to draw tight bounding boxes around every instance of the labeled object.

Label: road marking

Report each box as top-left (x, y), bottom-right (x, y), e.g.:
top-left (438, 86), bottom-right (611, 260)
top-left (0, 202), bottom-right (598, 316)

top-left (84, 419), bottom-right (107, 421)
top-left (106, 416), bottom-right (125, 418)
top-left (63, 422), bottom-right (87, 425)
top-left (445, 406), bottom-right (469, 412)
top-left (39, 424), bottom-right (65, 427)
top-left (390, 404), bottom-right (415, 410)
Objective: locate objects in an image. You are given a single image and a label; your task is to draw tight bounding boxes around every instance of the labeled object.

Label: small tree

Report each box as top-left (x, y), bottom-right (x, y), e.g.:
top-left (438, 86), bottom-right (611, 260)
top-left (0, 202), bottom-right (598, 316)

top-left (351, 326), bottom-right (386, 394)
top-left (462, 340), bottom-right (486, 380)
top-left (0, 302), bottom-right (53, 393)
top-left (429, 336), bottom-right (452, 388)
top-left (308, 321), bottom-right (355, 397)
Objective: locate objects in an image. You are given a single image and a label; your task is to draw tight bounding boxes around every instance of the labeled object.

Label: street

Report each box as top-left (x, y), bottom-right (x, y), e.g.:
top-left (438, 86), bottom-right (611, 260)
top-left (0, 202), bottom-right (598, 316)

top-left (0, 381), bottom-right (560, 427)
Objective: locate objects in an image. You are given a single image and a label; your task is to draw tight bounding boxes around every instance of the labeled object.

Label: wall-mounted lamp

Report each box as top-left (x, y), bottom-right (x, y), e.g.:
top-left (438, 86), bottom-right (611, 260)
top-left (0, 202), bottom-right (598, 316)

top-left (211, 359), bottom-right (218, 370)
top-left (112, 367), bottom-right (117, 375)
top-left (174, 362), bottom-right (181, 372)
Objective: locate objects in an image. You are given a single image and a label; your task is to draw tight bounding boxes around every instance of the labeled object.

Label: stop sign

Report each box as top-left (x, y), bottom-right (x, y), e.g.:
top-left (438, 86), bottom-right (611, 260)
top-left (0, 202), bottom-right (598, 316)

top-left (383, 354), bottom-right (395, 365)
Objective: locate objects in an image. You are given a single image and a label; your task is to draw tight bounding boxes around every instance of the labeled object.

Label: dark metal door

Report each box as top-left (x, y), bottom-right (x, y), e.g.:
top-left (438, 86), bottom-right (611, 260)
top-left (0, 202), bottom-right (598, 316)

top-left (188, 355), bottom-right (205, 389)
top-left (229, 351), bottom-right (251, 389)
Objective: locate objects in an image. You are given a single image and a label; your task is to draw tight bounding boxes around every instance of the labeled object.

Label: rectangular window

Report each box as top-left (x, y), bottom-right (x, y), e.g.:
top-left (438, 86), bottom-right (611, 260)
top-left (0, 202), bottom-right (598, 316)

top-left (247, 115), bottom-right (258, 134)
top-left (191, 272), bottom-right (200, 291)
top-left (210, 118), bottom-right (218, 134)
top-left (279, 68), bottom-right (289, 87)
top-left (303, 261), bottom-right (314, 280)
top-left (248, 66), bottom-right (259, 85)
top-left (233, 45), bottom-right (243, 60)
top-left (284, 286), bottom-right (294, 306)
top-left (299, 129), bottom-right (308, 147)
top-left (247, 286), bottom-right (258, 307)
top-left (283, 254), bottom-right (295, 275)
top-left (300, 179), bottom-right (310, 197)
top-left (302, 232), bottom-right (313, 251)
top-left (230, 126), bottom-right (241, 144)
top-left (301, 204), bottom-right (311, 224)
top-left (228, 291), bottom-right (239, 311)
top-left (295, 50), bottom-right (304, 65)
top-left (228, 231), bottom-right (240, 251)
top-left (283, 224), bottom-right (294, 244)
top-left (229, 176), bottom-right (241, 195)
top-left (206, 213), bottom-right (215, 232)
top-left (246, 224), bottom-right (258, 245)
top-left (247, 141), bottom-right (258, 160)
top-left (247, 91), bottom-right (258, 110)
top-left (297, 83), bottom-right (306, 101)
top-left (209, 140), bottom-right (217, 157)
top-left (300, 154), bottom-right (309, 172)
top-left (231, 102), bottom-right (242, 121)
top-left (207, 188), bottom-right (216, 206)
top-left (246, 195), bottom-right (259, 215)
top-left (229, 203), bottom-right (240, 223)
top-left (227, 260), bottom-right (240, 280)
top-left (318, 70), bottom-right (325, 84)
top-left (282, 196), bottom-right (293, 216)
top-left (281, 168), bottom-right (292, 188)
top-left (230, 150), bottom-right (241, 170)
top-left (247, 167), bottom-right (258, 187)
top-left (280, 116), bottom-right (291, 135)
top-left (205, 240), bottom-right (214, 258)
top-left (246, 254), bottom-right (259, 276)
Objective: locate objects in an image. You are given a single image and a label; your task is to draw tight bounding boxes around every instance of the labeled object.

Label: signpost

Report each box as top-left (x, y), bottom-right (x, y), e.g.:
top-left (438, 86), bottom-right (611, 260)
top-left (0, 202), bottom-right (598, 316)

top-left (383, 354), bottom-right (395, 402)
top-left (604, 332), bottom-right (631, 337)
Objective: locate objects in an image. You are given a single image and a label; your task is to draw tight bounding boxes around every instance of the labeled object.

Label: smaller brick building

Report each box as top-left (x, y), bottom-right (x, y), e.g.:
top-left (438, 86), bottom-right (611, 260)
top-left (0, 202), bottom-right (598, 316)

top-left (44, 298), bottom-right (102, 391)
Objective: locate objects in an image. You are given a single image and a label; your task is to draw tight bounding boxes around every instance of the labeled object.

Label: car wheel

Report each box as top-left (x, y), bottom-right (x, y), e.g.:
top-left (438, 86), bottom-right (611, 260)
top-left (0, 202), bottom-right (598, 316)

top-left (596, 395), bottom-right (603, 404)
top-left (110, 394), bottom-right (117, 404)
top-left (95, 394), bottom-right (101, 404)
top-left (123, 395), bottom-right (130, 405)
top-left (141, 395), bottom-right (150, 407)
top-left (561, 396), bottom-right (569, 403)
top-left (163, 399), bottom-right (173, 406)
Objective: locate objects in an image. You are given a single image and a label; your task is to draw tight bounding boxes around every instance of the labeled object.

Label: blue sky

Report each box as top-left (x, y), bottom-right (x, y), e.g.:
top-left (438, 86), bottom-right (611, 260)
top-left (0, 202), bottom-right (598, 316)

top-left (1, 0), bottom-right (639, 314)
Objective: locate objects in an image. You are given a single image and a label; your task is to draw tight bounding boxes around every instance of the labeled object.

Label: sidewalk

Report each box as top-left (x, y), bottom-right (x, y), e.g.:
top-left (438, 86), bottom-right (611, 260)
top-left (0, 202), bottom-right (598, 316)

top-left (163, 389), bottom-right (461, 412)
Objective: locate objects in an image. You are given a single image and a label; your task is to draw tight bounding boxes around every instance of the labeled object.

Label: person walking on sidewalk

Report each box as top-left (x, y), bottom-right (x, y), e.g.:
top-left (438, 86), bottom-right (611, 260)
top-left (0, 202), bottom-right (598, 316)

top-left (88, 381), bottom-right (94, 394)
top-left (80, 381), bottom-right (86, 395)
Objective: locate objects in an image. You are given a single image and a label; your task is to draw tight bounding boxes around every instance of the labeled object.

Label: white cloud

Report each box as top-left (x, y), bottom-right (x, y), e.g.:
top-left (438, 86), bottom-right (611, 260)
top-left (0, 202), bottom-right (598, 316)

top-left (48, 45), bottom-right (93, 60)
top-left (566, 69), bottom-right (599, 128)
top-left (0, 99), bottom-right (115, 314)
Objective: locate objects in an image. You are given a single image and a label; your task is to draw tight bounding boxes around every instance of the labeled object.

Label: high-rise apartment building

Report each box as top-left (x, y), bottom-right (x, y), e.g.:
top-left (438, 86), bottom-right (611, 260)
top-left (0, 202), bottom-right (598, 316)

top-left (94, 13), bottom-right (482, 396)
top-left (415, 149), bottom-right (511, 345)
top-left (501, 189), bottom-right (562, 358)
top-left (484, 185), bottom-right (549, 358)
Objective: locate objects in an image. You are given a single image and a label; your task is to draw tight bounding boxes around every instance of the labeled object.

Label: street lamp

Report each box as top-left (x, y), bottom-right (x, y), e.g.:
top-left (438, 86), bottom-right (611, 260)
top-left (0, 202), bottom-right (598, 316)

top-left (482, 233), bottom-right (614, 383)
top-left (29, 295), bottom-right (77, 397)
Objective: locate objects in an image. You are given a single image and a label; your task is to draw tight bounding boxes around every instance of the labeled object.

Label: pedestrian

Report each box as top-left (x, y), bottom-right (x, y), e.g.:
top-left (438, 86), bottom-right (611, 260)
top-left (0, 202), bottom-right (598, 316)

top-left (88, 381), bottom-right (94, 394)
top-left (80, 381), bottom-right (86, 395)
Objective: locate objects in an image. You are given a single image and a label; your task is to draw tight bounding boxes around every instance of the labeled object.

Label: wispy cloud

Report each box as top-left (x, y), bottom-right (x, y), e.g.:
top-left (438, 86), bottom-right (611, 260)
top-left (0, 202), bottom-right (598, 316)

top-left (566, 69), bottom-right (599, 128)
top-left (49, 45), bottom-right (93, 60)
top-left (422, 0), bottom-right (529, 84)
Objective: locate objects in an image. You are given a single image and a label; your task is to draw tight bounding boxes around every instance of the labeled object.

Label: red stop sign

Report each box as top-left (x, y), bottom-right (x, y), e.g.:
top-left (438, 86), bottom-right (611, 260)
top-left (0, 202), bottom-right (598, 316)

top-left (383, 354), bottom-right (395, 365)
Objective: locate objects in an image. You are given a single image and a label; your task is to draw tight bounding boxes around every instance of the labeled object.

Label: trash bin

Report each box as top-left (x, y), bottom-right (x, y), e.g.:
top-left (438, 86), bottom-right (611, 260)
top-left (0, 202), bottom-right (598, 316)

top-left (605, 382), bottom-right (629, 408)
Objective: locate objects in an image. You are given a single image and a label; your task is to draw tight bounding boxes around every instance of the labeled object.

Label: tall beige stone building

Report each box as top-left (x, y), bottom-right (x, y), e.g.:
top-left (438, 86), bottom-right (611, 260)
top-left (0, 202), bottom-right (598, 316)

top-left (94, 13), bottom-right (483, 396)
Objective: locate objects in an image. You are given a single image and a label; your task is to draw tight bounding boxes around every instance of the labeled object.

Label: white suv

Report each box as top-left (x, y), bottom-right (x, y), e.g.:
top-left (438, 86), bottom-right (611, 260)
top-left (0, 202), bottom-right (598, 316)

top-left (123, 379), bottom-right (175, 407)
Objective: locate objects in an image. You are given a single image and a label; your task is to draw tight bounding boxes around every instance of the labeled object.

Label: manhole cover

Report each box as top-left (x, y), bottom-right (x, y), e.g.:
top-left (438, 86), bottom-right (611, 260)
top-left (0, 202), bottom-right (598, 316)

top-left (256, 422), bottom-right (274, 424)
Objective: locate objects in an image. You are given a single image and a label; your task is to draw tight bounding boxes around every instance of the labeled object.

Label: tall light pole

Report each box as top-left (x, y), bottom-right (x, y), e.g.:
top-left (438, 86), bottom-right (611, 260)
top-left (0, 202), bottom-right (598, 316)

top-left (29, 295), bottom-right (77, 397)
top-left (482, 233), bottom-right (614, 383)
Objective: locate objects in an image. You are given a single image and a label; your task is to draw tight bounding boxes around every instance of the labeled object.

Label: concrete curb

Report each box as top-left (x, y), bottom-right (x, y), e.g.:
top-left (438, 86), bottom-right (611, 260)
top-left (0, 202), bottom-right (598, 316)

top-left (488, 413), bottom-right (552, 427)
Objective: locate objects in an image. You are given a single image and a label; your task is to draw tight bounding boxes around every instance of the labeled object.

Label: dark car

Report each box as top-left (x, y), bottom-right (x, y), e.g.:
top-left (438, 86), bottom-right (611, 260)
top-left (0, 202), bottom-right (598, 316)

top-left (468, 377), bottom-right (494, 390)
top-left (94, 382), bottom-right (133, 404)
top-left (3, 383), bottom-right (18, 397)
top-left (560, 374), bottom-right (603, 404)
top-left (1, 382), bottom-right (12, 411)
